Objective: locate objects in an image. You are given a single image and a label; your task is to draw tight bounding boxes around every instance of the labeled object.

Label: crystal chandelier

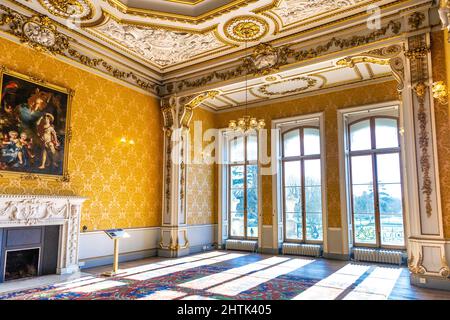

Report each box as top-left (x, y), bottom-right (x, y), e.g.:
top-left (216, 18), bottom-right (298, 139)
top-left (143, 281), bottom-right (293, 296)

top-left (228, 41), bottom-right (266, 134)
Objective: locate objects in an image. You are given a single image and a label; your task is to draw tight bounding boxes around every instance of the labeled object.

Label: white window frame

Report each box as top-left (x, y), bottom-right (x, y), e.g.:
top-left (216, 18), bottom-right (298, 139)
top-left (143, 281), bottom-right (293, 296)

top-left (218, 129), bottom-right (262, 248)
top-left (337, 100), bottom-right (411, 254)
top-left (272, 112), bottom-right (327, 252)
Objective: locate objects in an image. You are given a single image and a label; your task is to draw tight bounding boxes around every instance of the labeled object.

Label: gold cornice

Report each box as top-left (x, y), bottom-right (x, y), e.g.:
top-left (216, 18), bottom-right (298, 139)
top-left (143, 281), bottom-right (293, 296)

top-left (165, 0), bottom-right (205, 5)
top-left (7, 0), bottom-right (163, 78)
top-left (102, 0), bottom-right (263, 24)
top-left (168, 19), bottom-right (402, 94)
top-left (163, 4), bottom-right (410, 79)
top-left (262, 0), bottom-right (382, 31)
top-left (38, 0), bottom-right (95, 21)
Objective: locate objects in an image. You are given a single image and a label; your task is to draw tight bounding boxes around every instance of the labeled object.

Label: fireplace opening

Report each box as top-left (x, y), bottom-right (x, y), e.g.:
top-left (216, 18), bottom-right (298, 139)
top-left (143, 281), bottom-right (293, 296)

top-left (4, 248), bottom-right (40, 281)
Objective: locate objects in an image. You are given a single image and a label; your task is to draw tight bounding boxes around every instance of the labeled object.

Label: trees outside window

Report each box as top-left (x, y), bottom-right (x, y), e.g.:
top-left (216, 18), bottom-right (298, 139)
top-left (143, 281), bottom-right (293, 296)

top-left (348, 117), bottom-right (405, 248)
top-left (282, 127), bottom-right (323, 242)
top-left (229, 135), bottom-right (258, 239)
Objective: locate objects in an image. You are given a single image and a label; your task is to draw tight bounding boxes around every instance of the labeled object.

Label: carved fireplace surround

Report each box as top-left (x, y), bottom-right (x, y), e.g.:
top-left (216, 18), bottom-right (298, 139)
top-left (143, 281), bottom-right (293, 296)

top-left (0, 195), bottom-right (86, 275)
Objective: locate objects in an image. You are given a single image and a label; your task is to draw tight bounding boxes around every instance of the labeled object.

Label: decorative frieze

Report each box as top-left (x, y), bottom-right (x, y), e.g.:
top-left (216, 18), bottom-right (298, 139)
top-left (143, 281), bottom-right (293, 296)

top-left (166, 19), bottom-right (402, 94)
top-left (0, 5), bottom-right (158, 94)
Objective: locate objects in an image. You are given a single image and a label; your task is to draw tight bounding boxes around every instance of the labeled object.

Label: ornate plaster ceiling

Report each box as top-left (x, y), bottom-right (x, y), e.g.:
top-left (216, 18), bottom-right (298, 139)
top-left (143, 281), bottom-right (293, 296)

top-left (6, 0), bottom-right (404, 73)
top-left (199, 57), bottom-right (393, 112)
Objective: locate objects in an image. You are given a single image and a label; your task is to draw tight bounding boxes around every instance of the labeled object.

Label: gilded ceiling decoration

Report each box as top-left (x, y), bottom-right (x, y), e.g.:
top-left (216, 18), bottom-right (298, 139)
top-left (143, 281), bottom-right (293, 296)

top-left (0, 5), bottom-right (157, 93)
top-left (270, 0), bottom-right (367, 26)
top-left (93, 17), bottom-right (226, 67)
top-left (0, 12), bottom-right (69, 54)
top-left (38, 0), bottom-right (93, 20)
top-left (223, 15), bottom-right (269, 42)
top-left (258, 76), bottom-right (319, 96)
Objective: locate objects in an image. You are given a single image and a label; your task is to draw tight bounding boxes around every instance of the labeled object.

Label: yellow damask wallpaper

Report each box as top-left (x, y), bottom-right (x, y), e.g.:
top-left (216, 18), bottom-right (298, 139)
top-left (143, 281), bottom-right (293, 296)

top-left (431, 30), bottom-right (450, 238)
top-left (187, 107), bottom-right (217, 225)
top-left (0, 37), bottom-right (163, 230)
top-left (215, 81), bottom-right (399, 227)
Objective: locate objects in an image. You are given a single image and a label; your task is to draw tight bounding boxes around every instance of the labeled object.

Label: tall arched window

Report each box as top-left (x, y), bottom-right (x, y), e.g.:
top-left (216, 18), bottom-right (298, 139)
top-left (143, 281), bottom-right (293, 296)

top-left (348, 116), bottom-right (405, 248)
top-left (228, 134), bottom-right (258, 239)
top-left (282, 127), bottom-right (323, 242)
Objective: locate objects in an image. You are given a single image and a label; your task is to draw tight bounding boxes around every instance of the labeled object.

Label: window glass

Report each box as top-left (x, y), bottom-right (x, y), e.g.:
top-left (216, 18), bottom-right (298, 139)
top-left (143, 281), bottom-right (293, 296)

top-left (375, 118), bottom-right (398, 149)
top-left (230, 136), bottom-right (244, 162)
top-left (283, 130), bottom-right (301, 157)
top-left (350, 120), bottom-right (371, 151)
top-left (348, 115), bottom-right (405, 248)
top-left (247, 135), bottom-right (258, 161)
top-left (284, 161), bottom-right (301, 187)
top-left (303, 128), bottom-right (321, 155)
top-left (282, 126), bottom-right (322, 243)
top-left (229, 136), bottom-right (258, 239)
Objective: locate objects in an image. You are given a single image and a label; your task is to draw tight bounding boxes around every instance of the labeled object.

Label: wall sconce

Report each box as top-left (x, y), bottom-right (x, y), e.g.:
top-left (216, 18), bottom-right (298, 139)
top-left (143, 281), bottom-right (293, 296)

top-left (120, 137), bottom-right (135, 145)
top-left (432, 81), bottom-right (448, 105)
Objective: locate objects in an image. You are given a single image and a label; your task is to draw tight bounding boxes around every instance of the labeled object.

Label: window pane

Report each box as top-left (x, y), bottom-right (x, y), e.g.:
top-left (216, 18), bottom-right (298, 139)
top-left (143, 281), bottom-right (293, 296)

top-left (350, 120), bottom-right (371, 151)
top-left (283, 130), bottom-right (301, 157)
top-left (230, 212), bottom-right (244, 237)
top-left (351, 155), bottom-right (373, 185)
top-left (377, 153), bottom-right (401, 184)
top-left (247, 188), bottom-right (258, 215)
top-left (306, 212), bottom-right (323, 241)
top-left (378, 183), bottom-right (402, 214)
top-left (375, 118), bottom-right (399, 149)
top-left (380, 212), bottom-right (405, 246)
top-left (304, 159), bottom-right (321, 186)
top-left (284, 187), bottom-right (301, 212)
top-left (246, 165), bottom-right (258, 188)
top-left (305, 186), bottom-right (322, 213)
top-left (352, 184), bottom-right (375, 213)
top-left (231, 166), bottom-right (244, 188)
top-left (284, 161), bottom-right (301, 187)
top-left (230, 136), bottom-right (244, 162)
top-left (285, 212), bottom-right (302, 240)
top-left (230, 188), bottom-right (244, 212)
top-left (354, 213), bottom-right (377, 244)
top-left (304, 128), bottom-right (320, 155)
top-left (247, 135), bottom-right (258, 161)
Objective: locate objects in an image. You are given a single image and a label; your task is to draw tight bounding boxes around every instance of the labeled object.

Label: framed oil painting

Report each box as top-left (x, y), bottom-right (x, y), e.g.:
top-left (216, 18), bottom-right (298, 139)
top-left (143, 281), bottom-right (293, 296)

top-left (0, 67), bottom-right (72, 179)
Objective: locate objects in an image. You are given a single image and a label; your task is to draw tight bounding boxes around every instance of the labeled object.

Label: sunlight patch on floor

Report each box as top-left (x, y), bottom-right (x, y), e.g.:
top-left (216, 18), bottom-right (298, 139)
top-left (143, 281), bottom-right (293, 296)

top-left (118, 251), bottom-right (228, 277)
top-left (179, 256), bottom-right (290, 290)
top-left (342, 266), bottom-right (402, 300)
top-left (207, 258), bottom-right (314, 296)
top-left (291, 264), bottom-right (370, 300)
top-left (68, 280), bottom-right (126, 293)
top-left (125, 253), bottom-right (246, 281)
top-left (137, 290), bottom-right (187, 300)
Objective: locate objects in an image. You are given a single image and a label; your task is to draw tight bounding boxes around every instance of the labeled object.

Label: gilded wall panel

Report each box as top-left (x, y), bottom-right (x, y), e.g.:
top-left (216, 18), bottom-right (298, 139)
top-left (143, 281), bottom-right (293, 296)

top-left (0, 37), bottom-right (163, 230)
top-left (187, 107), bottom-right (216, 225)
top-left (431, 31), bottom-right (450, 238)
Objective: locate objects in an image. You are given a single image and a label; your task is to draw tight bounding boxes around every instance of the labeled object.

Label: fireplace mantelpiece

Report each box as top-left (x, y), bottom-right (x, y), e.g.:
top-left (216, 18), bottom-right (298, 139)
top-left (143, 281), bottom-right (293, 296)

top-left (0, 195), bottom-right (86, 274)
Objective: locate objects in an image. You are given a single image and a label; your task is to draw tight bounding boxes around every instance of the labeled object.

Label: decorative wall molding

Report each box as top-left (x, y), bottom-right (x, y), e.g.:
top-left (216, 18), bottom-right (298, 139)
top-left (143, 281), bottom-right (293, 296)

top-left (38, 0), bottom-right (94, 21)
top-left (92, 15), bottom-right (227, 68)
top-left (164, 19), bottom-right (402, 95)
top-left (0, 5), bottom-right (158, 95)
top-left (0, 194), bottom-right (86, 274)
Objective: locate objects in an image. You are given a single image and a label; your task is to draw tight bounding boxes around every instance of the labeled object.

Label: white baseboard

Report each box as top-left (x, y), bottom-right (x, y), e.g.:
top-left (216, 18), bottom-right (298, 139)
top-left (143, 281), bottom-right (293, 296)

top-left (78, 224), bottom-right (218, 266)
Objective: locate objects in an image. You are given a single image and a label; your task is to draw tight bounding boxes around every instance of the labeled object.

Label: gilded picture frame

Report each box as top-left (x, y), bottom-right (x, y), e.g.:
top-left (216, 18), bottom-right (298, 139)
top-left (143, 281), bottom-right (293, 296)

top-left (0, 66), bottom-right (73, 181)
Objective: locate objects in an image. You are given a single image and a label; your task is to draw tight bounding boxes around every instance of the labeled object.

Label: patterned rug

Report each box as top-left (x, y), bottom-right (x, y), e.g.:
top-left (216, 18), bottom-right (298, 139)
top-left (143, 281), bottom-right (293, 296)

top-left (0, 251), bottom-right (410, 300)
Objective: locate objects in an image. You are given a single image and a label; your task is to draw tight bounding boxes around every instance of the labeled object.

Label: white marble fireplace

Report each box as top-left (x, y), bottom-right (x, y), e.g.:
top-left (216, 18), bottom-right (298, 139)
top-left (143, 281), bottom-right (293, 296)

top-left (0, 195), bottom-right (86, 276)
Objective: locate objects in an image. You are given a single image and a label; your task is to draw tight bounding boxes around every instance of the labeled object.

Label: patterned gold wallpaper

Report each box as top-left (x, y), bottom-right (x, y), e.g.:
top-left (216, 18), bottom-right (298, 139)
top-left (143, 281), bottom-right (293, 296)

top-left (0, 37), bottom-right (163, 230)
top-left (431, 30), bottom-right (450, 238)
top-left (187, 107), bottom-right (217, 225)
top-left (215, 81), bottom-right (399, 227)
